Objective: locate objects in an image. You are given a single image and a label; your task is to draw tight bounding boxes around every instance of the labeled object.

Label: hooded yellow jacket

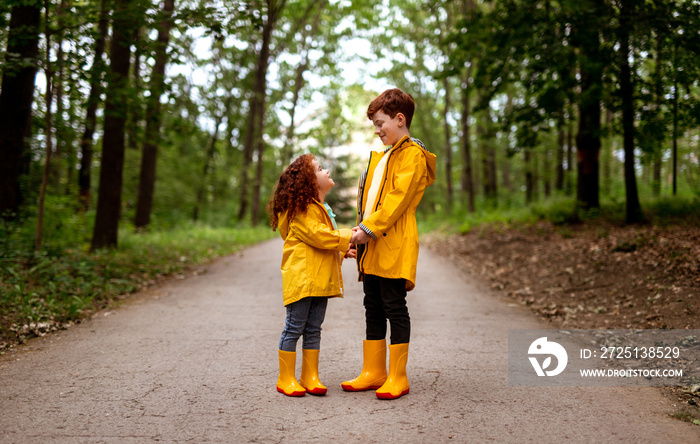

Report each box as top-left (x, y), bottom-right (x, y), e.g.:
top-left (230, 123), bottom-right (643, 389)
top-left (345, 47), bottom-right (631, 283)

top-left (278, 200), bottom-right (353, 306)
top-left (356, 136), bottom-right (437, 291)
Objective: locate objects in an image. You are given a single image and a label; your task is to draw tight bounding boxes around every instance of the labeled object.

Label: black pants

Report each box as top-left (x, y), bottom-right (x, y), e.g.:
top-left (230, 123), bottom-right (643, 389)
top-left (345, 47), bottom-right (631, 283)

top-left (363, 274), bottom-right (410, 344)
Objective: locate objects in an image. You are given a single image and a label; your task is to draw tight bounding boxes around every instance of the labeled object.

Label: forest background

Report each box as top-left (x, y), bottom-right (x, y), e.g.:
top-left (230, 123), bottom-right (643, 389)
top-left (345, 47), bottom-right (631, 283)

top-left (0, 0), bottom-right (699, 353)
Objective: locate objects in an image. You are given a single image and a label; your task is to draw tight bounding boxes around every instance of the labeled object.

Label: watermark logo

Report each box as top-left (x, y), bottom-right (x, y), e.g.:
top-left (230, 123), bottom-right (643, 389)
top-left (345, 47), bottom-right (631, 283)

top-left (528, 337), bottom-right (568, 376)
top-left (510, 330), bottom-right (699, 386)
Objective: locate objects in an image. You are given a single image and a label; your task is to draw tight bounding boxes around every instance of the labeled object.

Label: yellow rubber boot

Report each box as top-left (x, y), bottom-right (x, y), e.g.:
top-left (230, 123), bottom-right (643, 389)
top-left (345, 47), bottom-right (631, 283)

top-left (341, 339), bottom-right (387, 391)
top-left (299, 349), bottom-right (327, 396)
top-left (277, 350), bottom-right (306, 397)
top-left (376, 343), bottom-right (409, 400)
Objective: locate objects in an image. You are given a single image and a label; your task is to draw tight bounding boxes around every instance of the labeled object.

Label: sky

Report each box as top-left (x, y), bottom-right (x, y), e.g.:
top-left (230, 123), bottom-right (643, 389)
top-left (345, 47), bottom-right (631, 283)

top-left (166, 26), bottom-right (394, 158)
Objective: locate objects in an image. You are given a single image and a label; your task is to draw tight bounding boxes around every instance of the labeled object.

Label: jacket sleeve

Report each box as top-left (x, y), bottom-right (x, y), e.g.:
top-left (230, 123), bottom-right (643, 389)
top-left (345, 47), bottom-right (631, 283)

top-left (360, 148), bottom-right (427, 237)
top-left (290, 208), bottom-right (352, 252)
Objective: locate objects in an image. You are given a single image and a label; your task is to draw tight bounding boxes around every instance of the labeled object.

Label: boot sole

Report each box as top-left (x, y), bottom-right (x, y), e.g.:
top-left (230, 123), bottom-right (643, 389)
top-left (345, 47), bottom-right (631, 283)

top-left (277, 386), bottom-right (306, 397)
top-left (376, 388), bottom-right (409, 400)
top-left (341, 383), bottom-right (383, 392)
top-left (305, 387), bottom-right (327, 396)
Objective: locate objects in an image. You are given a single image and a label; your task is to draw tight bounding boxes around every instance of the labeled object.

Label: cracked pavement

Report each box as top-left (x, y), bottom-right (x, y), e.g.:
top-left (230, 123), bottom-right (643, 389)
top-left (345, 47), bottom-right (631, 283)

top-left (1, 238), bottom-right (699, 443)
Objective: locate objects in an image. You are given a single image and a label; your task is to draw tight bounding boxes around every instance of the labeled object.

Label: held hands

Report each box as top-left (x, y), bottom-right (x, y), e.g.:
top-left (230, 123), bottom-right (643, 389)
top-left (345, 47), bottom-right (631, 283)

top-left (344, 243), bottom-right (357, 259)
top-left (350, 226), bottom-right (372, 245)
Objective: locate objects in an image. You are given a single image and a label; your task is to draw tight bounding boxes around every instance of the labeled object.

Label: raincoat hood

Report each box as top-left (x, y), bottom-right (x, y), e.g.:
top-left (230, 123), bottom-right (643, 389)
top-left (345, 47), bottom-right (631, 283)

top-left (409, 137), bottom-right (437, 188)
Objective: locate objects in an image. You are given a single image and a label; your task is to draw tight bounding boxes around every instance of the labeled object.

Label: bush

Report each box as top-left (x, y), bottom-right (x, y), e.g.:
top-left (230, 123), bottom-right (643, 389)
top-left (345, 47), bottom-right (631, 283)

top-left (0, 217), bottom-right (275, 348)
top-left (417, 194), bottom-right (700, 236)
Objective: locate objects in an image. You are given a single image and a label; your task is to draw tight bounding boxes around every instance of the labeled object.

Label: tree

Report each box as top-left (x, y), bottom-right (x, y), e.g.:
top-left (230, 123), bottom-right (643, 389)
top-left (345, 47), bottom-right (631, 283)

top-left (78, 0), bottom-right (110, 210)
top-left (0, 0), bottom-right (42, 217)
top-left (35, 0), bottom-right (58, 250)
top-left (616, 0), bottom-right (643, 223)
top-left (91, 0), bottom-right (142, 250)
top-left (442, 76), bottom-right (454, 212)
top-left (572, 1), bottom-right (605, 210)
top-left (134, 0), bottom-right (176, 229)
top-left (238, 0), bottom-right (287, 223)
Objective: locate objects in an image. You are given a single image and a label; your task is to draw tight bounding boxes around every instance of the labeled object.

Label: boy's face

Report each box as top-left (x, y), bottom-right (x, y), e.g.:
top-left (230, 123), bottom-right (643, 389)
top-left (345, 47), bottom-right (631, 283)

top-left (371, 110), bottom-right (406, 147)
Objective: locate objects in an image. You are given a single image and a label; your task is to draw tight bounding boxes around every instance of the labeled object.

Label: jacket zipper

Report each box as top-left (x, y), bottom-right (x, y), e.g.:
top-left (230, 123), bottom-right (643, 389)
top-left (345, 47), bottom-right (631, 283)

top-left (357, 152), bottom-right (372, 223)
top-left (357, 138), bottom-right (408, 273)
top-left (356, 152), bottom-right (373, 275)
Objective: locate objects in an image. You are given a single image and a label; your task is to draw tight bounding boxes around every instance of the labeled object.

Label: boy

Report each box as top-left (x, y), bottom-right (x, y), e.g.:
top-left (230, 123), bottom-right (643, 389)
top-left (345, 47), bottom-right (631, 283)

top-left (343, 88), bottom-right (436, 400)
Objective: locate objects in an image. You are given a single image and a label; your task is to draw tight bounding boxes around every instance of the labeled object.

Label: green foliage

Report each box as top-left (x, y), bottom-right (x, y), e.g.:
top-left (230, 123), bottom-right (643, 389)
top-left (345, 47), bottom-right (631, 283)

top-left (0, 213), bottom-right (275, 346)
top-left (645, 196), bottom-right (700, 225)
top-left (418, 194), bottom-right (700, 237)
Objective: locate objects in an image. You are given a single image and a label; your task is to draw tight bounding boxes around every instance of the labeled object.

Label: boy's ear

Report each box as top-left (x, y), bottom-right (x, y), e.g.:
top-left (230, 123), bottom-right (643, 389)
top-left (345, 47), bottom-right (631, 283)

top-left (396, 112), bottom-right (406, 127)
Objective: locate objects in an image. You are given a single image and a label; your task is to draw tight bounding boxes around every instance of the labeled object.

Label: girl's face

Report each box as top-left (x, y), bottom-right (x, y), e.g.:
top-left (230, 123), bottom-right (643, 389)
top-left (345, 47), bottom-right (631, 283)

top-left (311, 159), bottom-right (334, 194)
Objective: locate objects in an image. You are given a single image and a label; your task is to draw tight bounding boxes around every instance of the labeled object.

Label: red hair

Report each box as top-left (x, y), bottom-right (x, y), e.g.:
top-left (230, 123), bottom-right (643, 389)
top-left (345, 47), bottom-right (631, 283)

top-left (367, 88), bottom-right (415, 129)
top-left (268, 154), bottom-right (319, 231)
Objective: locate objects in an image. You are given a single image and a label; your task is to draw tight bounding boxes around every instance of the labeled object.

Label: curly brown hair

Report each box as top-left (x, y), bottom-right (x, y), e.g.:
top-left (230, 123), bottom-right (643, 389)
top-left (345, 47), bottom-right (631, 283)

top-left (268, 154), bottom-right (320, 231)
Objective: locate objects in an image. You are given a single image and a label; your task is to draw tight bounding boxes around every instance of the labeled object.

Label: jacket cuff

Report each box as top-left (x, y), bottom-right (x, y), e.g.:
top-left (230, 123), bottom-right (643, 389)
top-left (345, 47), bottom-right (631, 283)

top-left (337, 228), bottom-right (352, 251)
top-left (359, 223), bottom-right (377, 241)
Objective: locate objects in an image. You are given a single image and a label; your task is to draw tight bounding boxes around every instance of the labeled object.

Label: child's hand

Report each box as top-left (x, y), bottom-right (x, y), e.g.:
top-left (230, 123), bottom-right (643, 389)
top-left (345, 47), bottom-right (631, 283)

top-left (350, 227), bottom-right (372, 245)
top-left (345, 243), bottom-right (357, 259)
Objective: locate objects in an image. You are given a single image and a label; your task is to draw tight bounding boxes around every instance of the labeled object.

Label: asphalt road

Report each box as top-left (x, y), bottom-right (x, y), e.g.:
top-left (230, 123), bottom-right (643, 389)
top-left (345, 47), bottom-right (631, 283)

top-left (1, 238), bottom-right (698, 443)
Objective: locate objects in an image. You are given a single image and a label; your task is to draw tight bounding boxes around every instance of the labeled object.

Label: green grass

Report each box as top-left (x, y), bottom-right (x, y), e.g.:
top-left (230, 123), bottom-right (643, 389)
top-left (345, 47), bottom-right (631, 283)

top-left (0, 223), bottom-right (276, 347)
top-left (418, 194), bottom-right (700, 235)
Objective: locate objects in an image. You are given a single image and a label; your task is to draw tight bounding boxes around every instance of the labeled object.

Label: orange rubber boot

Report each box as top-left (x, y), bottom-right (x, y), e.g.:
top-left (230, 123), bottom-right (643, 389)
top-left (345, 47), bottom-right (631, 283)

top-left (376, 343), bottom-right (409, 400)
top-left (277, 350), bottom-right (306, 397)
top-left (299, 349), bottom-right (327, 396)
top-left (341, 339), bottom-right (387, 391)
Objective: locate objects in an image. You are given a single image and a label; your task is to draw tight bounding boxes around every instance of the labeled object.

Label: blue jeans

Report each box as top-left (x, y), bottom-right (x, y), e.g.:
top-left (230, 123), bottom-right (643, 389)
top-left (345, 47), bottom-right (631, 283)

top-left (279, 297), bottom-right (329, 352)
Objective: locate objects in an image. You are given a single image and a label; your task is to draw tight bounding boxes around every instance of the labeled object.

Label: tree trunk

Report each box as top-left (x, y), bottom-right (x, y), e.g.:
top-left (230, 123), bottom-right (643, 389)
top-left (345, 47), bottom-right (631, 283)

top-left (281, 4), bottom-right (322, 166)
top-left (602, 108), bottom-right (613, 196)
top-left (238, 0), bottom-right (285, 222)
top-left (574, 6), bottom-right (602, 210)
top-left (479, 104), bottom-right (497, 205)
top-left (36, 0), bottom-right (55, 251)
top-left (460, 71), bottom-right (475, 212)
top-left (652, 32), bottom-right (663, 197)
top-left (281, 56), bottom-right (307, 166)
top-left (251, 129), bottom-right (266, 226)
top-left (478, 110), bottom-right (486, 197)
top-left (127, 26), bottom-right (144, 152)
top-left (459, 0), bottom-right (476, 212)
top-left (566, 103), bottom-right (575, 196)
top-left (525, 148), bottom-right (534, 204)
top-left (50, 0), bottom-right (68, 189)
top-left (193, 107), bottom-right (226, 222)
top-left (533, 148), bottom-right (539, 201)
top-left (672, 40), bottom-right (678, 195)
top-left (79, 0), bottom-right (109, 211)
top-left (134, 0), bottom-right (176, 229)
top-left (91, 0), bottom-right (140, 250)
top-left (618, 0), bottom-right (643, 223)
top-left (0, 0), bottom-right (42, 217)
top-left (543, 146), bottom-right (551, 198)
top-left (502, 145), bottom-right (512, 193)
top-left (503, 92), bottom-right (514, 193)
top-left (556, 109), bottom-right (565, 191)
top-left (652, 155), bottom-right (662, 196)
top-left (64, 65), bottom-right (79, 195)
top-left (443, 77), bottom-right (454, 212)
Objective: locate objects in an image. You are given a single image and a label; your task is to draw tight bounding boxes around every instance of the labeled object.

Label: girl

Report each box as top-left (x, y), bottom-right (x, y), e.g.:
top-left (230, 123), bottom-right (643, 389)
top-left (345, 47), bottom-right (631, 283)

top-left (268, 154), bottom-right (355, 397)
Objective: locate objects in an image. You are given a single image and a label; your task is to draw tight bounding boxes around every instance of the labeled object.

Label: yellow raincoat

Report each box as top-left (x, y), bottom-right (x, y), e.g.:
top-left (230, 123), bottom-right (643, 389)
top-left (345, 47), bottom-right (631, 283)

top-left (356, 135), bottom-right (437, 291)
top-left (278, 200), bottom-right (353, 306)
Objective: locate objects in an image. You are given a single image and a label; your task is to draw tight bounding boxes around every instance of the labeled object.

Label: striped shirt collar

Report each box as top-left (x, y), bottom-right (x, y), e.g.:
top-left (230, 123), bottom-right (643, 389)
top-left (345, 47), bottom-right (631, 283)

top-left (385, 136), bottom-right (426, 153)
